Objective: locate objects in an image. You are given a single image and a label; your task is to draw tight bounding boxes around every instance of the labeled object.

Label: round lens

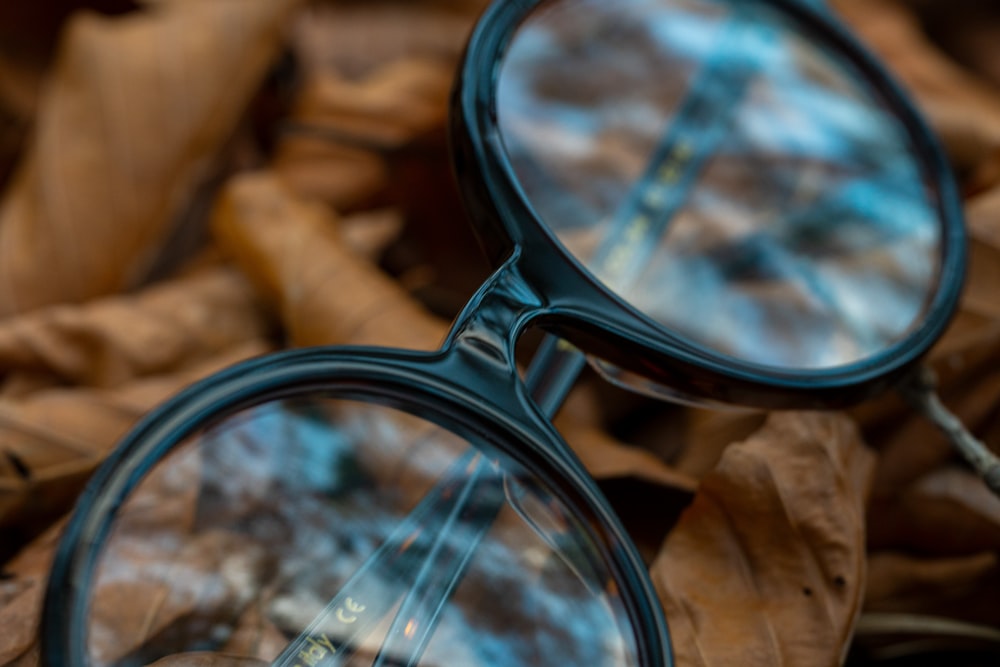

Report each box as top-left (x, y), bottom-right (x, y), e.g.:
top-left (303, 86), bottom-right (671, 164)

top-left (496, 0), bottom-right (944, 370)
top-left (78, 396), bottom-right (643, 666)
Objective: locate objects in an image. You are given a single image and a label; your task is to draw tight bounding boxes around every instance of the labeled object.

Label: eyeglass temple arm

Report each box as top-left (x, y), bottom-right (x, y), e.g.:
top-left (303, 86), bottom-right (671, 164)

top-left (897, 366), bottom-right (1000, 495)
top-left (269, 451), bottom-right (501, 667)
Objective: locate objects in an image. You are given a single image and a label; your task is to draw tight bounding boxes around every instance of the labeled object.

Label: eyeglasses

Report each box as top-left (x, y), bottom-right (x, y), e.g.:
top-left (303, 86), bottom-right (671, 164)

top-left (41, 0), bottom-right (974, 665)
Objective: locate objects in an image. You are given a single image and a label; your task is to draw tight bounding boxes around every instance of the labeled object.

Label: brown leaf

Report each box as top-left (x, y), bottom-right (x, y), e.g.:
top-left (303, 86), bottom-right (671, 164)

top-left (0, 47), bottom-right (41, 192)
top-left (289, 0), bottom-right (486, 80)
top-left (0, 522), bottom-right (62, 667)
top-left (869, 466), bottom-right (1000, 555)
top-left (832, 0), bottom-right (1000, 183)
top-left (833, 0), bottom-right (1000, 175)
top-left (212, 171), bottom-right (447, 350)
top-left (671, 408), bottom-right (769, 481)
top-left (275, 59), bottom-right (455, 210)
top-left (0, 341), bottom-right (270, 539)
top-left (0, 0), bottom-right (299, 317)
top-left (651, 412), bottom-right (875, 666)
top-left (0, 265), bottom-right (271, 388)
top-left (865, 551), bottom-right (1000, 628)
top-left (290, 60), bottom-right (453, 148)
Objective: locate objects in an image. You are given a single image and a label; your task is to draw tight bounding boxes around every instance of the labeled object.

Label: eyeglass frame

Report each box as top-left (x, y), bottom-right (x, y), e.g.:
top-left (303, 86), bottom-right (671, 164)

top-left (40, 0), bottom-right (966, 665)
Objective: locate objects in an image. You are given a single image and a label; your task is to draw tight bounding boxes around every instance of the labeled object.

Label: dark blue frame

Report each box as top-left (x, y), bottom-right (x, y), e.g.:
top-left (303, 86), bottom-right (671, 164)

top-left (42, 258), bottom-right (675, 666)
top-left (41, 0), bottom-right (967, 665)
top-left (450, 0), bottom-right (966, 408)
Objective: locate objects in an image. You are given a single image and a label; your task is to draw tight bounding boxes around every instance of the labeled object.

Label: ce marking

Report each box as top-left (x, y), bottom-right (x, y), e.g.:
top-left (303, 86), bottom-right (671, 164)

top-left (335, 597), bottom-right (366, 624)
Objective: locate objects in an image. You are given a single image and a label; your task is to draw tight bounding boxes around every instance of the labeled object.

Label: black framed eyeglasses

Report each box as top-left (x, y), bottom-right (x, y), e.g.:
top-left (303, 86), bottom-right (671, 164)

top-left (41, 0), bottom-right (976, 665)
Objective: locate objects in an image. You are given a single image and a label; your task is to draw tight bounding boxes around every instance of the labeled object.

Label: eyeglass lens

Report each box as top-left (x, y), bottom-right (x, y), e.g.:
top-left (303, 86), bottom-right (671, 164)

top-left (497, 0), bottom-right (943, 370)
top-left (82, 398), bottom-right (641, 666)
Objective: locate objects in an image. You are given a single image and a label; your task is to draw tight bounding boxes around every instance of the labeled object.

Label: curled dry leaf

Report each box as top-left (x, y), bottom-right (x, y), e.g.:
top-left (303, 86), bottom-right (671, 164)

top-left (865, 551), bottom-right (1000, 629)
top-left (0, 47), bottom-right (41, 192)
top-left (212, 171), bottom-right (447, 350)
top-left (554, 385), bottom-right (698, 492)
top-left (0, 0), bottom-right (299, 317)
top-left (869, 466), bottom-right (1000, 556)
top-left (275, 59), bottom-right (455, 210)
top-left (671, 408), bottom-right (769, 481)
top-left (290, 0), bottom-right (486, 79)
top-left (833, 0), bottom-right (1000, 174)
top-left (290, 60), bottom-right (453, 148)
top-left (0, 341), bottom-right (270, 537)
top-left (651, 411), bottom-right (875, 666)
top-left (0, 522), bottom-right (63, 667)
top-left (0, 265), bottom-right (271, 388)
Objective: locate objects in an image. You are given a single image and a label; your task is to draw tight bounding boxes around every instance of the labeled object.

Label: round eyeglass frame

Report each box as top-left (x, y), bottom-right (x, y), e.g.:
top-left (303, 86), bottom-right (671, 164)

top-left (41, 0), bottom-right (967, 665)
top-left (449, 0), bottom-right (966, 409)
top-left (40, 347), bottom-right (673, 666)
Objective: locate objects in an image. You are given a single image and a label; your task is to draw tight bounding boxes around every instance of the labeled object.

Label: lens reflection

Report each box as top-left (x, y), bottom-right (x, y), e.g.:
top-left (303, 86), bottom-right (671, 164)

top-left (85, 397), bottom-right (639, 666)
top-left (497, 0), bottom-right (941, 369)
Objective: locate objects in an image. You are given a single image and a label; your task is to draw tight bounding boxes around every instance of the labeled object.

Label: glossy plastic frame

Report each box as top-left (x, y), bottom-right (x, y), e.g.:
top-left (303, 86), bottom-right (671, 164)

top-left (41, 0), bottom-right (966, 665)
top-left (450, 0), bottom-right (966, 409)
top-left (41, 332), bottom-right (673, 666)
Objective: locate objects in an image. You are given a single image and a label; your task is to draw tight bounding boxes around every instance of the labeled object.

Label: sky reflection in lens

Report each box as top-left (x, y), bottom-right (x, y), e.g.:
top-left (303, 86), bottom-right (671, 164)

top-left (497, 0), bottom-right (941, 369)
top-left (86, 398), bottom-right (639, 666)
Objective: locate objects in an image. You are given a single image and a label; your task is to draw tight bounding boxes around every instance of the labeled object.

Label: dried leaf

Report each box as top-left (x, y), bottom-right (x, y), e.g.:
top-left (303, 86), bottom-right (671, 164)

top-left (0, 341), bottom-right (270, 537)
top-left (275, 59), bottom-right (454, 209)
top-left (0, 265), bottom-right (271, 388)
top-left (0, 48), bottom-right (41, 191)
top-left (671, 408), bottom-right (769, 480)
top-left (0, 0), bottom-right (299, 317)
top-left (651, 412), bottom-right (875, 666)
top-left (0, 523), bottom-right (62, 667)
top-left (865, 551), bottom-right (1000, 628)
top-left (554, 386), bottom-right (698, 492)
top-left (833, 0), bottom-right (1000, 174)
top-left (290, 1), bottom-right (486, 79)
top-left (291, 60), bottom-right (452, 147)
top-left (869, 466), bottom-right (1000, 555)
top-left (212, 171), bottom-right (447, 350)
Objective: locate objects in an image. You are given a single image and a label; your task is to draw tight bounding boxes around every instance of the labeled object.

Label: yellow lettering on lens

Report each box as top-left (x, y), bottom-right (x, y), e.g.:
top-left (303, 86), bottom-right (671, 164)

top-left (657, 163), bottom-right (678, 183)
top-left (657, 141), bottom-right (693, 184)
top-left (336, 607), bottom-right (358, 624)
top-left (625, 215), bottom-right (650, 242)
top-left (317, 634), bottom-right (337, 654)
top-left (642, 186), bottom-right (665, 209)
top-left (556, 339), bottom-right (577, 352)
top-left (605, 245), bottom-right (628, 277)
top-left (344, 597), bottom-right (366, 613)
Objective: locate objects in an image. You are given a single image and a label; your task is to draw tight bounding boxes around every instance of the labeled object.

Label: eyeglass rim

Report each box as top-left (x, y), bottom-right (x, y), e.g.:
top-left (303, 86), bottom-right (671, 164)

top-left (40, 345), bottom-right (675, 667)
top-left (449, 0), bottom-right (967, 409)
